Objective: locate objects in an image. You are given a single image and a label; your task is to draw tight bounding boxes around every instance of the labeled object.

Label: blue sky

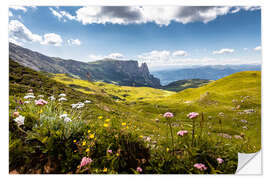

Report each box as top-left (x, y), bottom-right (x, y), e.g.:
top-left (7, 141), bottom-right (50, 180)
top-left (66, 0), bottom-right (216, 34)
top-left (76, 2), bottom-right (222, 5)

top-left (9, 6), bottom-right (261, 70)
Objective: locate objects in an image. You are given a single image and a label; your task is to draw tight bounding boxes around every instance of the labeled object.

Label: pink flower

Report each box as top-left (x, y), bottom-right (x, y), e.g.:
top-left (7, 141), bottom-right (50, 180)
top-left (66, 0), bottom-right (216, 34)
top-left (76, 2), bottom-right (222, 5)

top-left (136, 167), bottom-right (142, 173)
top-left (187, 112), bottom-right (199, 119)
top-left (163, 112), bottom-right (174, 118)
top-left (35, 99), bottom-right (48, 106)
top-left (194, 163), bottom-right (207, 171)
top-left (80, 157), bottom-right (93, 168)
top-left (177, 130), bottom-right (188, 136)
top-left (107, 149), bottom-right (113, 154)
top-left (13, 111), bottom-right (20, 118)
top-left (217, 158), bottom-right (224, 164)
top-left (28, 89), bottom-right (33, 93)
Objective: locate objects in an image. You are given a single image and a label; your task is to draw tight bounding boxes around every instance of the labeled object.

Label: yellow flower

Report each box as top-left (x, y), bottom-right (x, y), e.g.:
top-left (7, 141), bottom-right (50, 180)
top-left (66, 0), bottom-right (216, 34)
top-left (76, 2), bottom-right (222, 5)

top-left (103, 168), bottom-right (107, 172)
top-left (73, 140), bottom-right (77, 143)
top-left (116, 153), bottom-right (120, 157)
top-left (88, 130), bottom-right (91, 133)
top-left (98, 116), bottom-right (103, 119)
top-left (166, 148), bottom-right (170, 152)
top-left (126, 126), bottom-right (129, 129)
top-left (104, 123), bottom-right (109, 127)
top-left (82, 141), bottom-right (86, 146)
top-left (90, 134), bottom-right (95, 139)
top-left (39, 109), bottom-right (43, 114)
top-left (105, 119), bottom-right (110, 122)
top-left (122, 122), bottom-right (126, 126)
top-left (139, 135), bottom-right (143, 138)
top-left (86, 148), bottom-right (90, 152)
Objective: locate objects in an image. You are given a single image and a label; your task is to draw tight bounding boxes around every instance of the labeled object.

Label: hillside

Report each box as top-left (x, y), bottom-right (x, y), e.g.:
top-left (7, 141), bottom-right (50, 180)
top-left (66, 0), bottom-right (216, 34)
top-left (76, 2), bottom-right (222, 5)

top-left (161, 79), bottom-right (212, 92)
top-left (9, 43), bottom-right (161, 88)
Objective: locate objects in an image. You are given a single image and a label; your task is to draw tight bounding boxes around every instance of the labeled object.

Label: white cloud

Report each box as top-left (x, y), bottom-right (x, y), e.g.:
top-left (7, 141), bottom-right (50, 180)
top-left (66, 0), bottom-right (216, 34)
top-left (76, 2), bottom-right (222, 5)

top-left (49, 8), bottom-right (63, 20)
top-left (138, 50), bottom-right (171, 61)
top-left (9, 11), bottom-right (13, 17)
top-left (9, 6), bottom-right (27, 12)
top-left (243, 48), bottom-right (248, 51)
top-left (254, 46), bottom-right (261, 51)
top-left (41, 33), bottom-right (63, 46)
top-left (172, 50), bottom-right (188, 57)
top-left (50, 8), bottom-right (76, 21)
top-left (9, 20), bottom-right (42, 43)
top-left (88, 52), bottom-right (124, 61)
top-left (67, 39), bottom-right (81, 46)
top-left (213, 48), bottom-right (235, 55)
top-left (60, 10), bottom-right (76, 20)
top-left (73, 6), bottom-right (260, 26)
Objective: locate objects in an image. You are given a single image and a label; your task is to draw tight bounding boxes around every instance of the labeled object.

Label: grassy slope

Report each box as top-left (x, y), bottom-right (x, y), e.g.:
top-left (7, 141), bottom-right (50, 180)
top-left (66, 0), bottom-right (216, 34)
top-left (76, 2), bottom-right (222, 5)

top-left (51, 71), bottom-right (261, 152)
top-left (162, 79), bottom-right (212, 92)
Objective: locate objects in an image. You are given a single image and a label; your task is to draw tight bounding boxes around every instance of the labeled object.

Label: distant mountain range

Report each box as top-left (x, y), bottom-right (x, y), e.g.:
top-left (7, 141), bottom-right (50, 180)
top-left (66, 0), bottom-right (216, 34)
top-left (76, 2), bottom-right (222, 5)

top-left (9, 43), bottom-right (161, 88)
top-left (152, 65), bottom-right (261, 85)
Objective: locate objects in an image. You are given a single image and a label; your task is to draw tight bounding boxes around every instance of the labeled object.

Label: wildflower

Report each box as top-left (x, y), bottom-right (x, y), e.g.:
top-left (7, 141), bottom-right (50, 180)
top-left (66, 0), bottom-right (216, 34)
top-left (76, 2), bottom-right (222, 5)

top-left (104, 123), bottom-right (109, 127)
top-left (105, 119), bottom-right (110, 122)
top-left (116, 153), bottom-right (120, 157)
top-left (73, 140), bottom-right (77, 143)
top-left (177, 130), bottom-right (188, 136)
top-left (103, 168), bottom-right (107, 173)
top-left (166, 148), bottom-right (170, 152)
top-left (107, 150), bottom-right (112, 154)
top-left (13, 111), bottom-right (19, 118)
top-left (24, 101), bottom-right (30, 104)
top-left (139, 135), bottom-right (143, 138)
top-left (80, 157), bottom-right (92, 168)
top-left (218, 112), bottom-right (225, 117)
top-left (24, 95), bottom-right (35, 99)
top-left (234, 135), bottom-right (243, 139)
top-left (60, 114), bottom-right (68, 119)
top-left (194, 163), bottom-right (207, 171)
top-left (98, 116), bottom-right (103, 119)
top-left (38, 95), bottom-right (44, 98)
top-left (136, 167), bottom-right (142, 173)
top-left (163, 112), bottom-right (174, 118)
top-left (122, 122), bottom-right (126, 126)
top-left (14, 115), bottom-right (25, 126)
top-left (49, 96), bottom-right (55, 101)
top-left (28, 89), bottom-right (33, 93)
top-left (71, 102), bottom-right (85, 109)
top-left (88, 130), bottom-right (91, 133)
top-left (242, 126), bottom-right (248, 130)
top-left (39, 109), bottom-right (43, 114)
top-left (240, 119), bottom-right (248, 123)
top-left (217, 158), bottom-right (224, 164)
top-left (82, 141), bottom-right (86, 146)
top-left (35, 99), bottom-right (48, 106)
top-left (59, 93), bottom-right (66, 97)
top-left (187, 112), bottom-right (199, 119)
top-left (89, 134), bottom-right (95, 139)
top-left (64, 117), bottom-right (72, 122)
top-left (84, 100), bottom-right (91, 104)
top-left (58, 97), bottom-right (67, 102)
top-left (86, 148), bottom-right (90, 152)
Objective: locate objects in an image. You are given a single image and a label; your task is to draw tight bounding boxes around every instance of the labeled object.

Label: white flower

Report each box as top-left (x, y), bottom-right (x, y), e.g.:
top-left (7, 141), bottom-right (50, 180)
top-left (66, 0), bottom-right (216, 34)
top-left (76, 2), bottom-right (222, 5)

top-left (49, 96), bottom-right (55, 101)
top-left (38, 95), bottom-right (44, 98)
top-left (84, 100), bottom-right (91, 104)
top-left (59, 93), bottom-right (66, 97)
top-left (71, 102), bottom-right (85, 109)
top-left (58, 97), bottom-right (67, 102)
top-left (24, 101), bottom-right (30, 104)
top-left (64, 117), bottom-right (72, 122)
top-left (14, 115), bottom-right (25, 126)
top-left (59, 114), bottom-right (68, 119)
top-left (26, 93), bottom-right (34, 96)
top-left (24, 95), bottom-right (35, 99)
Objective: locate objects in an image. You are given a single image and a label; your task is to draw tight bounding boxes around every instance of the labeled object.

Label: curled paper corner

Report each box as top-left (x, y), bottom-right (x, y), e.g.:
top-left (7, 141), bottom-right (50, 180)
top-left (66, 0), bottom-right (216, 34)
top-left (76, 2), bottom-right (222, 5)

top-left (236, 150), bottom-right (262, 174)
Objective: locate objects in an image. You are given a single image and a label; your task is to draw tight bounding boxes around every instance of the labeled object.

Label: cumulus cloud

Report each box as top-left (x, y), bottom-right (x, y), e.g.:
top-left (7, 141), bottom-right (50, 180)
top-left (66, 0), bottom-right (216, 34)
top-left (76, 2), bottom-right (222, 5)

top-left (9, 20), bottom-right (42, 43)
top-left (254, 46), bottom-right (261, 51)
top-left (49, 7), bottom-right (63, 20)
top-left (9, 6), bottom-right (27, 12)
top-left (71, 6), bottom-right (260, 26)
top-left (67, 38), bottom-right (81, 46)
top-left (9, 20), bottom-right (63, 46)
top-left (88, 53), bottom-right (124, 61)
top-left (41, 33), bottom-right (63, 46)
top-left (138, 50), bottom-right (171, 61)
top-left (172, 50), bottom-right (188, 57)
top-left (50, 7), bottom-right (76, 21)
top-left (212, 48), bottom-right (234, 55)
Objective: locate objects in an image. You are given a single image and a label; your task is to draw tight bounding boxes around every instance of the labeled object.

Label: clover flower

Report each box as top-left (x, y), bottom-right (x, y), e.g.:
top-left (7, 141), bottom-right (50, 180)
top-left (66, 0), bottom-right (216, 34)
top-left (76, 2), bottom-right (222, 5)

top-left (217, 158), bottom-right (224, 164)
top-left (136, 167), bottom-right (143, 173)
top-left (80, 157), bottom-right (93, 168)
top-left (49, 96), bottom-right (55, 101)
top-left (58, 97), bottom-right (67, 102)
top-left (163, 112), bottom-right (174, 118)
top-left (107, 149), bottom-right (112, 154)
top-left (187, 112), bottom-right (199, 119)
top-left (59, 114), bottom-right (68, 119)
top-left (177, 130), bottom-right (188, 136)
top-left (194, 163), bottom-right (207, 171)
top-left (84, 100), bottom-right (91, 104)
top-left (64, 117), bottom-right (72, 123)
top-left (35, 99), bottom-right (48, 106)
top-left (14, 115), bottom-right (25, 126)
